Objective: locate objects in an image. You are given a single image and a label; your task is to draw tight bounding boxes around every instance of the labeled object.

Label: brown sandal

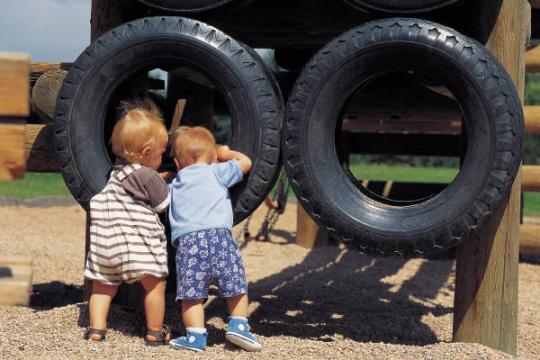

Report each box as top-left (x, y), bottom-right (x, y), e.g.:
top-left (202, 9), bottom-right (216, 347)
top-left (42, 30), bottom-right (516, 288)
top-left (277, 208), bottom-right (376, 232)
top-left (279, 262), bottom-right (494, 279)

top-left (145, 324), bottom-right (172, 346)
top-left (86, 327), bottom-right (107, 342)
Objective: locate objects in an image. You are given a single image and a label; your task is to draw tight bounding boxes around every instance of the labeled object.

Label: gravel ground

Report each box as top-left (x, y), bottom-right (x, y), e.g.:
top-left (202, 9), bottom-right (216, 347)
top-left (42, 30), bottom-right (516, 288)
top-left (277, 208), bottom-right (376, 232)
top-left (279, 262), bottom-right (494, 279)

top-left (0, 202), bottom-right (538, 359)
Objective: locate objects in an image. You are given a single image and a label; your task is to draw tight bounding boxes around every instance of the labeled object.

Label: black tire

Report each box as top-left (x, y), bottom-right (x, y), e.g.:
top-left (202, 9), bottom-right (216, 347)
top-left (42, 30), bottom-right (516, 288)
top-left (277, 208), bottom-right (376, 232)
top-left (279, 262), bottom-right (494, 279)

top-left (54, 16), bottom-right (284, 223)
top-left (283, 18), bottom-right (524, 256)
top-left (138, 0), bottom-right (247, 13)
top-left (343, 0), bottom-right (459, 13)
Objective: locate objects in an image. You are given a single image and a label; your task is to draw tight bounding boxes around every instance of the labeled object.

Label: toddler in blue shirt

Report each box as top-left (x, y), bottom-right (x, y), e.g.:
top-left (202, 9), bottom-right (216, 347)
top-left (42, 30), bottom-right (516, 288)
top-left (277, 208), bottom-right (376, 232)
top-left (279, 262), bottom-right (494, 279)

top-left (168, 126), bottom-right (261, 352)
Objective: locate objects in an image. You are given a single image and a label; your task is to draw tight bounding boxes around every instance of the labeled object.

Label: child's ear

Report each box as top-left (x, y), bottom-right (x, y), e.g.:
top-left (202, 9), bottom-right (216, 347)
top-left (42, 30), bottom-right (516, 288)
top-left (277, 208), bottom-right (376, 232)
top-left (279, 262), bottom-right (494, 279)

top-left (142, 146), bottom-right (152, 156)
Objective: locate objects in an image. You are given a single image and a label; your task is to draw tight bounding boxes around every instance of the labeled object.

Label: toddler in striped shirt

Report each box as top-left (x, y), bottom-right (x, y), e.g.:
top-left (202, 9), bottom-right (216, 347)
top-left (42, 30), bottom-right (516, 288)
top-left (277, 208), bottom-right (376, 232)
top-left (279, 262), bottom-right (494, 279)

top-left (84, 99), bottom-right (172, 345)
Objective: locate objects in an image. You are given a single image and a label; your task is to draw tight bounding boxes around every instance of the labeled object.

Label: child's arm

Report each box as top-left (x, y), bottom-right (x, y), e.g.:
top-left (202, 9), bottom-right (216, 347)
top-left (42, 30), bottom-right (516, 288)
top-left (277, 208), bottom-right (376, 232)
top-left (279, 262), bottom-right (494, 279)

top-left (216, 145), bottom-right (252, 175)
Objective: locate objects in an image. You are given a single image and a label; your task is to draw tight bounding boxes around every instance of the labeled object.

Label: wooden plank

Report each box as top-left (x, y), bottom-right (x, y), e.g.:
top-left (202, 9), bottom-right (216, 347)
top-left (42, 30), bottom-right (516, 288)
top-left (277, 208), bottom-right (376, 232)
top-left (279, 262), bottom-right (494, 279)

top-left (0, 256), bottom-right (33, 305)
top-left (0, 121), bottom-right (26, 180)
top-left (296, 204), bottom-right (328, 249)
top-left (520, 224), bottom-right (540, 254)
top-left (349, 133), bottom-right (461, 156)
top-left (522, 165), bottom-right (540, 192)
top-left (523, 105), bottom-right (540, 134)
top-left (0, 53), bottom-right (30, 117)
top-left (343, 105), bottom-right (539, 135)
top-left (453, 0), bottom-right (528, 355)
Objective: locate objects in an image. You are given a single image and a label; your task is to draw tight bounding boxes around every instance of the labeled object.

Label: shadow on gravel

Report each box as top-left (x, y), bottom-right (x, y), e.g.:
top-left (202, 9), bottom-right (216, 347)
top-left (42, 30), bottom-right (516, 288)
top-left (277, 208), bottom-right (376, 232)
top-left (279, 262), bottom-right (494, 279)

top-left (205, 247), bottom-right (454, 346)
top-left (30, 281), bottom-right (83, 310)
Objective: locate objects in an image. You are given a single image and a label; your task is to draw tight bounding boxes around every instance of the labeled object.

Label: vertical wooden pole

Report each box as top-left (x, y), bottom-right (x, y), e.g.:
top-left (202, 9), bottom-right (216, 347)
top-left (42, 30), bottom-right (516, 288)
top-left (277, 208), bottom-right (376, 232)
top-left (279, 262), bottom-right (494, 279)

top-left (91, 0), bottom-right (137, 41)
top-left (453, 0), bottom-right (529, 355)
top-left (296, 204), bottom-right (328, 248)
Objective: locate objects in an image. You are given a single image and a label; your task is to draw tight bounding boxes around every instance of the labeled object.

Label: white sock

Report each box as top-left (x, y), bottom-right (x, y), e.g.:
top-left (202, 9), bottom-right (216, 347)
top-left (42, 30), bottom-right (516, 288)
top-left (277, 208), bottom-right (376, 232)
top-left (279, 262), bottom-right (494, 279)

top-left (186, 327), bottom-right (206, 334)
top-left (229, 316), bottom-right (248, 321)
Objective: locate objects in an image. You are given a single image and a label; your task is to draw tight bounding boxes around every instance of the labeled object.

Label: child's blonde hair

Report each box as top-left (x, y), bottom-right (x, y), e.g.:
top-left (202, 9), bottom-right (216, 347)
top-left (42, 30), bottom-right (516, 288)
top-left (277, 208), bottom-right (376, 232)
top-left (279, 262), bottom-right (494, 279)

top-left (172, 126), bottom-right (215, 168)
top-left (111, 98), bottom-right (168, 163)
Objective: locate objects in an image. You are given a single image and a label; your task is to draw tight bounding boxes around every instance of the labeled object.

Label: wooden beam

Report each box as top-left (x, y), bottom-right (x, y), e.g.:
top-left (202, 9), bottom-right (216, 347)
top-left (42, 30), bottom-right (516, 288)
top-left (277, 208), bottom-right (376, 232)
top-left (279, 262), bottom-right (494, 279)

top-left (0, 53), bottom-right (30, 181)
top-left (0, 53), bottom-right (29, 118)
top-left (520, 223), bottom-right (540, 254)
top-left (523, 165), bottom-right (540, 192)
top-left (453, 0), bottom-right (528, 355)
top-left (348, 133), bottom-right (461, 156)
top-left (0, 256), bottom-right (33, 305)
top-left (25, 124), bottom-right (58, 173)
top-left (344, 105), bottom-right (540, 135)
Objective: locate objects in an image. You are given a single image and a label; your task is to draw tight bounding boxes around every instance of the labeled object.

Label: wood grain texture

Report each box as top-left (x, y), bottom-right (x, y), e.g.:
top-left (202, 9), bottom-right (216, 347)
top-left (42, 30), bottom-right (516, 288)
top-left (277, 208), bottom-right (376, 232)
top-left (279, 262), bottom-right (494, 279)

top-left (0, 53), bottom-right (29, 117)
top-left (0, 256), bottom-right (33, 305)
top-left (25, 124), bottom-right (58, 173)
top-left (296, 204), bottom-right (328, 249)
top-left (453, 0), bottom-right (528, 355)
top-left (522, 165), bottom-right (540, 191)
top-left (0, 122), bottom-right (26, 180)
top-left (520, 224), bottom-right (540, 254)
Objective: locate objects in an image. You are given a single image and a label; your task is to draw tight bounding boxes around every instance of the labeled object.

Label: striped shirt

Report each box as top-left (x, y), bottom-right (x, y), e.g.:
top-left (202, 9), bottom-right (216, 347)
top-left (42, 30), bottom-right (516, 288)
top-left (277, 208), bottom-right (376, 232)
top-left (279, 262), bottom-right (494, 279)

top-left (84, 163), bottom-right (170, 285)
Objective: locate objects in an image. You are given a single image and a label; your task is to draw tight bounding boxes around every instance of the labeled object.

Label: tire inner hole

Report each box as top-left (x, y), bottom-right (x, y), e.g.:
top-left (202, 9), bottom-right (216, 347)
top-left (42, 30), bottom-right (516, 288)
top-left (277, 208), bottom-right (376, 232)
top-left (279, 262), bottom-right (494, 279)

top-left (337, 71), bottom-right (465, 206)
top-left (103, 65), bottom-right (233, 172)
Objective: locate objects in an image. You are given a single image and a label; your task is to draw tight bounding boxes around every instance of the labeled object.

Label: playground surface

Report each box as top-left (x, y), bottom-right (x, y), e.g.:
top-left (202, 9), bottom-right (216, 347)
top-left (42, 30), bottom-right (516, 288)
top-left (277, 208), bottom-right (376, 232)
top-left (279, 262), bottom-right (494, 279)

top-left (0, 203), bottom-right (539, 359)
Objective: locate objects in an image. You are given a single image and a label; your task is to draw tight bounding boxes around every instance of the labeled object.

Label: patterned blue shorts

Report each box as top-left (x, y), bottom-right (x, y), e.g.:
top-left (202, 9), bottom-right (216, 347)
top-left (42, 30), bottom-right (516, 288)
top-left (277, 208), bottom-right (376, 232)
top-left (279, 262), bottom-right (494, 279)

top-left (175, 228), bottom-right (248, 301)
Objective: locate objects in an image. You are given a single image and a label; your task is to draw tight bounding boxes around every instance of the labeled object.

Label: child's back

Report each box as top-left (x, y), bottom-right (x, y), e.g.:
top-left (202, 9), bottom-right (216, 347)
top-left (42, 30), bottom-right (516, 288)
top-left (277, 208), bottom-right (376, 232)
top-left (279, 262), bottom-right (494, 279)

top-left (169, 160), bottom-right (242, 244)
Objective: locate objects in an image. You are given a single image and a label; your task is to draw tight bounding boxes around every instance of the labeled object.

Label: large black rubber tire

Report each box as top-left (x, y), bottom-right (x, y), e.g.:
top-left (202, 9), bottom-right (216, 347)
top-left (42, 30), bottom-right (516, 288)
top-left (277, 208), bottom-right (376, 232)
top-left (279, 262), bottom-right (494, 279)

top-left (344, 0), bottom-right (459, 13)
top-left (138, 0), bottom-right (247, 13)
top-left (283, 18), bottom-right (524, 256)
top-left (54, 16), bottom-right (284, 223)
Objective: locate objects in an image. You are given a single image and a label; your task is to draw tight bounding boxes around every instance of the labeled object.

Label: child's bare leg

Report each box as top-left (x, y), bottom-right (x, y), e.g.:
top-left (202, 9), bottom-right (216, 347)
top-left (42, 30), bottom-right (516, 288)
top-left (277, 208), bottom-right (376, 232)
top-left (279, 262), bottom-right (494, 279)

top-left (182, 299), bottom-right (205, 328)
top-left (140, 276), bottom-right (169, 341)
top-left (88, 281), bottom-right (118, 340)
top-left (226, 293), bottom-right (249, 318)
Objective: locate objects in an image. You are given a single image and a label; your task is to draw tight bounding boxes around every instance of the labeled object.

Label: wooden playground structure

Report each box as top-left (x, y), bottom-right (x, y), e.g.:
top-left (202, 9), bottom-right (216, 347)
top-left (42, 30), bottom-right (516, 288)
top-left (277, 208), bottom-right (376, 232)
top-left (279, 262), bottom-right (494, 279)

top-left (1, 0), bottom-right (540, 356)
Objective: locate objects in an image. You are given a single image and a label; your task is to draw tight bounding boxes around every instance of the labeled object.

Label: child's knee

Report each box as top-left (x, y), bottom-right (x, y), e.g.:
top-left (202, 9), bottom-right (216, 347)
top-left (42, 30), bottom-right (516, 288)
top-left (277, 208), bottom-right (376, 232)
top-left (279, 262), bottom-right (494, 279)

top-left (140, 275), bottom-right (166, 292)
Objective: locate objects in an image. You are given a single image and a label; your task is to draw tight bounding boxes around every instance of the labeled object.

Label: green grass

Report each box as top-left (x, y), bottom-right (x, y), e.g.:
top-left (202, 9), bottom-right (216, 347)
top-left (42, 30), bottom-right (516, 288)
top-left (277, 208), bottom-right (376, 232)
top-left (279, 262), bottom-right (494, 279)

top-left (348, 164), bottom-right (459, 183)
top-left (0, 173), bottom-right (70, 199)
top-left (1, 167), bottom-right (539, 216)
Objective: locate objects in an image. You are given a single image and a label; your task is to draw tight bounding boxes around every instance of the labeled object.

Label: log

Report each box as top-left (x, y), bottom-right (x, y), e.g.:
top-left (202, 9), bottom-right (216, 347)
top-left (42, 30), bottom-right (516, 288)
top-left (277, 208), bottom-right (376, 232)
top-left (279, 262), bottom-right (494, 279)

top-left (0, 256), bottom-right (33, 305)
top-left (522, 165), bottom-right (540, 192)
top-left (523, 105), bottom-right (540, 133)
top-left (520, 223), bottom-right (540, 255)
top-left (31, 70), bottom-right (68, 124)
top-left (30, 62), bottom-right (70, 86)
top-left (25, 124), bottom-right (58, 173)
top-left (453, 0), bottom-right (528, 355)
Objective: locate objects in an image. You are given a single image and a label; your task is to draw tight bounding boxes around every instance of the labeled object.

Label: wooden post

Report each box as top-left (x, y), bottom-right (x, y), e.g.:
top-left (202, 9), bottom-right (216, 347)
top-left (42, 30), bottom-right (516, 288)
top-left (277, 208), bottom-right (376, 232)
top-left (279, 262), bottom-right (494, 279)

top-left (453, 0), bottom-right (529, 355)
top-left (296, 204), bottom-right (328, 249)
top-left (91, 0), bottom-right (139, 41)
top-left (0, 53), bottom-right (30, 181)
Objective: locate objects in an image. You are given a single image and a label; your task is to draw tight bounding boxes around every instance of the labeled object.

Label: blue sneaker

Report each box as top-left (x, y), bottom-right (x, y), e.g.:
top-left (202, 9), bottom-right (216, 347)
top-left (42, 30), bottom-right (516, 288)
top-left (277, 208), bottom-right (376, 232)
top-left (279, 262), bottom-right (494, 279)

top-left (225, 317), bottom-right (262, 352)
top-left (169, 330), bottom-right (207, 352)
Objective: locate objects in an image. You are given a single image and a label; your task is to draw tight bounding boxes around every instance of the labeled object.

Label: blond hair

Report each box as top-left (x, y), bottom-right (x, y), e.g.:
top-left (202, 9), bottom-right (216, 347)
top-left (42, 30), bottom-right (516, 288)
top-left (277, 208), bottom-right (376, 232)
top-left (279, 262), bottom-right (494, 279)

top-left (172, 126), bottom-right (215, 168)
top-left (111, 98), bottom-right (168, 164)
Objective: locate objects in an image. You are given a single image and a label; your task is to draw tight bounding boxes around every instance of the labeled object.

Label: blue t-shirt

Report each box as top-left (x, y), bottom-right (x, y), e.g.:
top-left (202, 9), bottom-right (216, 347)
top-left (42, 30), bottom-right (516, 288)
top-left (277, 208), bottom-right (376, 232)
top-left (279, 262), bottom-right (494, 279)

top-left (169, 160), bottom-right (243, 245)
